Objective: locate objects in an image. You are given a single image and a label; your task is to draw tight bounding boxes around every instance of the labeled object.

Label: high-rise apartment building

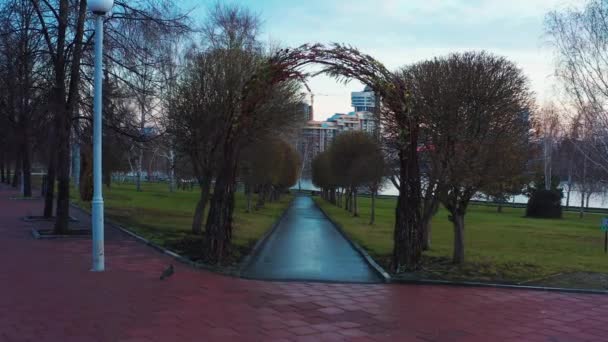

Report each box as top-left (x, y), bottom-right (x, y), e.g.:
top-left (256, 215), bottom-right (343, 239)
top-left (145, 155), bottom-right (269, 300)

top-left (350, 85), bottom-right (376, 112)
top-left (296, 87), bottom-right (378, 178)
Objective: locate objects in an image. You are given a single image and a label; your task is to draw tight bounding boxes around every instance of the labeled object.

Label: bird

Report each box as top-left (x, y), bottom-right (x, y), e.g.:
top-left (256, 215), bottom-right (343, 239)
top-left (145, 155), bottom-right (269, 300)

top-left (160, 264), bottom-right (174, 280)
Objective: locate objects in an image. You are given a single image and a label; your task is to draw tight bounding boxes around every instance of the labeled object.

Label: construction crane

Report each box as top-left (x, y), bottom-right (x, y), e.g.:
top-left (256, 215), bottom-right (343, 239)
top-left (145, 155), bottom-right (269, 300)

top-left (301, 83), bottom-right (342, 121)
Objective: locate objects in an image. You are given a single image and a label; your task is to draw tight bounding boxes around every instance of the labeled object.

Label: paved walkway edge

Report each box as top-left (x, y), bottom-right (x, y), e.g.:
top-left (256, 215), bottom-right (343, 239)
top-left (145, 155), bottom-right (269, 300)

top-left (314, 198), bottom-right (392, 283)
top-left (68, 197), bottom-right (607, 294)
top-left (68, 202), bottom-right (240, 277)
top-left (237, 197), bottom-right (296, 277)
top-left (69, 198), bottom-right (304, 278)
top-left (392, 278), bottom-right (608, 295)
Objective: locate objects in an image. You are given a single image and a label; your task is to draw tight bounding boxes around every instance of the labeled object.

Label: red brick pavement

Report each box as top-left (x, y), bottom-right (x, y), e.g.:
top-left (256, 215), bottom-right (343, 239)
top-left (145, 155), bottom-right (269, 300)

top-left (1, 186), bottom-right (608, 342)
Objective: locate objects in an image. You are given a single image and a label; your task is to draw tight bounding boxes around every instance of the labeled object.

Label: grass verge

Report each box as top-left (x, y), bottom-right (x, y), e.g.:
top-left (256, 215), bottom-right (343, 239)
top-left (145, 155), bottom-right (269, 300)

top-left (314, 195), bottom-right (608, 289)
top-left (71, 182), bottom-right (292, 266)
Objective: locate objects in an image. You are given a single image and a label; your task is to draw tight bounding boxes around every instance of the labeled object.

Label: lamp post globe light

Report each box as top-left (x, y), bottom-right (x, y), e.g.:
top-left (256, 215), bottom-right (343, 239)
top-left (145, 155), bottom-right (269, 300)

top-left (88, 0), bottom-right (114, 14)
top-left (89, 0), bottom-right (113, 272)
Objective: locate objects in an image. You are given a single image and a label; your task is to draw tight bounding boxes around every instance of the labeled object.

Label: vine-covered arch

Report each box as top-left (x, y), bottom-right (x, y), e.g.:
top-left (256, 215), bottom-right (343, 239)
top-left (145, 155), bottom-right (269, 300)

top-left (205, 43), bottom-right (424, 272)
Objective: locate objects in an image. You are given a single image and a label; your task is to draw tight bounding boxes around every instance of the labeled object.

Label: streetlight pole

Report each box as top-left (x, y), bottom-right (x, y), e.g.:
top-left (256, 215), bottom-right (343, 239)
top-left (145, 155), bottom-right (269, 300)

top-left (89, 0), bottom-right (114, 272)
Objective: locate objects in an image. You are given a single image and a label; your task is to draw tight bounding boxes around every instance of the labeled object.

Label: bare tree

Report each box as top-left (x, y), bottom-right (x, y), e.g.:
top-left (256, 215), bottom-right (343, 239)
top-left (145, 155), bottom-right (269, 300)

top-left (535, 104), bottom-right (562, 190)
top-left (0, 0), bottom-right (47, 198)
top-left (326, 131), bottom-right (384, 218)
top-left (570, 108), bottom-right (607, 216)
top-left (407, 52), bottom-right (532, 264)
top-left (241, 137), bottom-right (300, 211)
top-left (27, 0), bottom-right (188, 232)
top-left (547, 0), bottom-right (608, 179)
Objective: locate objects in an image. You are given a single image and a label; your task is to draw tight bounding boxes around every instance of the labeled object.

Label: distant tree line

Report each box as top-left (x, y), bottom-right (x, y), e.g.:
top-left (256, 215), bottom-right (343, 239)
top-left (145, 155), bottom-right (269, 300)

top-left (312, 131), bottom-right (385, 224)
top-left (0, 0), bottom-right (189, 234)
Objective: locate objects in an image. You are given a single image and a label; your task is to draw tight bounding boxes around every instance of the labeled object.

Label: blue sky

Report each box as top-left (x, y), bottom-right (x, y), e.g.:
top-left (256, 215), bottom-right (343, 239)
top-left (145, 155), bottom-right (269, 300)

top-left (180, 0), bottom-right (582, 121)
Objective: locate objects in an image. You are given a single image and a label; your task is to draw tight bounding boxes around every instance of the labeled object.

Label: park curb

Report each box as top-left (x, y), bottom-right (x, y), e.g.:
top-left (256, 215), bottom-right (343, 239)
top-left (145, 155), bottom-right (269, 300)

top-left (238, 196), bottom-right (296, 277)
top-left (68, 200), bottom-right (296, 279)
top-left (10, 196), bottom-right (43, 201)
top-left (311, 198), bottom-right (608, 294)
top-left (68, 202), bottom-right (241, 277)
top-left (67, 198), bottom-right (608, 293)
top-left (30, 227), bottom-right (91, 239)
top-left (22, 215), bottom-right (79, 223)
top-left (390, 277), bottom-right (608, 295)
top-left (313, 198), bottom-right (392, 283)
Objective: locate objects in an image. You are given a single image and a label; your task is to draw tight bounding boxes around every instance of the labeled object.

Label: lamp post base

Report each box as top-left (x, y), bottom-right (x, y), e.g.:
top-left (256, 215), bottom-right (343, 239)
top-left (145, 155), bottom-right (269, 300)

top-left (91, 198), bottom-right (105, 272)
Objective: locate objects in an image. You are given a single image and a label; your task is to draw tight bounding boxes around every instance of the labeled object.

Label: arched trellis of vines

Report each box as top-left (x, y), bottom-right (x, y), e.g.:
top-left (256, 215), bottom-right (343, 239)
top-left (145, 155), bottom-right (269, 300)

top-left (206, 43), bottom-right (423, 271)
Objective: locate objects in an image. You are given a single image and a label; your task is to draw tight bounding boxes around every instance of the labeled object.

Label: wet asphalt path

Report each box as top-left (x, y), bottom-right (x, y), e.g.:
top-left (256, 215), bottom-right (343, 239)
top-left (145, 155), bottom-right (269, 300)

top-left (241, 196), bottom-right (381, 283)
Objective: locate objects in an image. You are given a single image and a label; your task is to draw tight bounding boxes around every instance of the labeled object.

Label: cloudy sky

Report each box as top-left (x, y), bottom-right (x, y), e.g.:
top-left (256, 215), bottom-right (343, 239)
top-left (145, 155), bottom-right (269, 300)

top-left (181, 0), bottom-right (582, 121)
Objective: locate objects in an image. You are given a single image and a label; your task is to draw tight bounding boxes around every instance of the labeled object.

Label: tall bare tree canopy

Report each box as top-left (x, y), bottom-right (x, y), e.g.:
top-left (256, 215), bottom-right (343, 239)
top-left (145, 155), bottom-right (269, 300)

top-left (0, 0), bottom-right (48, 198)
top-left (19, 0), bottom-right (189, 233)
top-left (546, 0), bottom-right (608, 177)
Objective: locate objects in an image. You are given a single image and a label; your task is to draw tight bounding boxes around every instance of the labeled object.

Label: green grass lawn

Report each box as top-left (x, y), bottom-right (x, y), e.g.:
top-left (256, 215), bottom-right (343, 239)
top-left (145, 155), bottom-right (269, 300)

top-left (71, 182), bottom-right (292, 264)
top-left (314, 195), bottom-right (608, 286)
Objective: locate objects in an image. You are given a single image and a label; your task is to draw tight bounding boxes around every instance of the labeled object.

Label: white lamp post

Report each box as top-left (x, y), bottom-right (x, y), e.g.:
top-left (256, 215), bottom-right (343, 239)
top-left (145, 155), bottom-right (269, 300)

top-left (89, 0), bottom-right (113, 272)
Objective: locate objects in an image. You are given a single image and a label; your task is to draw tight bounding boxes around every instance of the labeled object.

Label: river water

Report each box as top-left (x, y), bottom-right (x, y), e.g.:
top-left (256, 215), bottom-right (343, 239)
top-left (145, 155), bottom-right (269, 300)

top-left (294, 179), bottom-right (608, 209)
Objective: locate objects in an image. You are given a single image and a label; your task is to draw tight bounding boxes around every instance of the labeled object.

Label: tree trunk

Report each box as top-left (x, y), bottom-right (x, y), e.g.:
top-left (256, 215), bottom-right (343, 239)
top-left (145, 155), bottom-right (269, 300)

top-left (53, 0), bottom-right (88, 234)
top-left (369, 191), bottom-right (376, 225)
top-left (580, 156), bottom-right (587, 219)
top-left (204, 152), bottom-right (238, 264)
top-left (256, 185), bottom-right (267, 209)
top-left (421, 194), bottom-right (439, 251)
top-left (0, 152), bottom-right (5, 183)
top-left (22, 138), bottom-right (32, 197)
top-left (346, 189), bottom-right (352, 212)
top-left (353, 188), bottom-right (358, 217)
top-left (11, 157), bottom-right (20, 188)
top-left (72, 142), bottom-right (81, 188)
top-left (246, 183), bottom-right (252, 213)
top-left (579, 189), bottom-right (585, 219)
top-left (44, 160), bottom-right (56, 218)
top-left (344, 189), bottom-right (349, 211)
top-left (566, 173), bottom-right (572, 208)
top-left (497, 204), bottom-right (503, 213)
top-left (168, 149), bottom-right (175, 192)
top-left (79, 148), bottom-right (93, 202)
top-left (450, 212), bottom-right (465, 264)
top-left (544, 136), bottom-right (552, 191)
top-left (392, 143), bottom-right (423, 272)
top-left (103, 166), bottom-right (112, 188)
top-left (191, 174), bottom-right (212, 235)
top-left (586, 192), bottom-right (592, 209)
top-left (54, 94), bottom-right (71, 235)
top-left (16, 123), bottom-right (29, 195)
top-left (422, 219), bottom-right (432, 250)
top-left (136, 147), bottom-right (143, 192)
top-left (137, 90), bottom-right (145, 191)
